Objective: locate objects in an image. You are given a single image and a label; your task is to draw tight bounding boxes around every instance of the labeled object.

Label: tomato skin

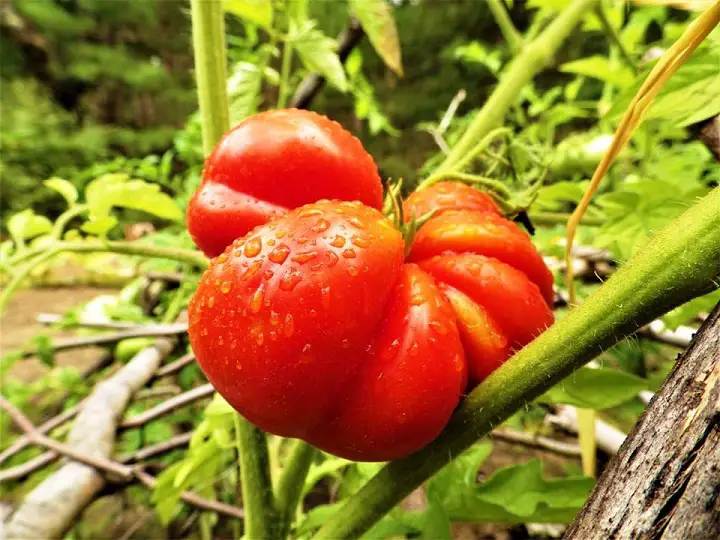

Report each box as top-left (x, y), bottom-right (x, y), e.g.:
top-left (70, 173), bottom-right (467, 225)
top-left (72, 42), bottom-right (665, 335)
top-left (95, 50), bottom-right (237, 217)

top-left (187, 109), bottom-right (383, 258)
top-left (407, 210), bottom-right (555, 306)
top-left (402, 181), bottom-right (501, 221)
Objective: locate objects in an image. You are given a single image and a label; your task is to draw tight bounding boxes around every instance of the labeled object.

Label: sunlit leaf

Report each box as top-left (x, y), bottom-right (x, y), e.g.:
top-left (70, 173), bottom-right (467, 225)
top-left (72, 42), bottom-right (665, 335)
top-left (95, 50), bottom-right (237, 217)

top-left (289, 20), bottom-right (348, 92)
top-left (539, 366), bottom-right (648, 409)
top-left (228, 61), bottom-right (264, 124)
top-left (560, 56), bottom-right (635, 87)
top-left (7, 209), bottom-right (53, 246)
top-left (45, 177), bottom-right (78, 206)
top-left (85, 173), bottom-right (182, 222)
top-left (223, 0), bottom-right (272, 30)
top-left (349, 0), bottom-right (403, 75)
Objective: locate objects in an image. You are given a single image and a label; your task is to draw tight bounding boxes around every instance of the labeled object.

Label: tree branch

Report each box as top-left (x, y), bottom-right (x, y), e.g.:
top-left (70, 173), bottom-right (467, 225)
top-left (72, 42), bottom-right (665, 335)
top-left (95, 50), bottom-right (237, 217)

top-left (119, 384), bottom-right (214, 429)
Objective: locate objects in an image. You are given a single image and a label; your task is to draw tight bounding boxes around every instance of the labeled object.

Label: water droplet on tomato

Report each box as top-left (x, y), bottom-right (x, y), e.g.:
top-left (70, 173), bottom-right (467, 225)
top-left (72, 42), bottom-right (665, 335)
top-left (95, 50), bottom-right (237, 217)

top-left (220, 281), bottom-right (232, 294)
top-left (299, 207), bottom-right (324, 218)
top-left (347, 267), bottom-right (359, 277)
top-left (342, 249), bottom-right (356, 259)
top-left (469, 262), bottom-right (482, 275)
top-left (341, 339), bottom-right (351, 348)
top-left (207, 296), bottom-right (215, 308)
top-left (291, 251), bottom-right (318, 264)
top-left (276, 229), bottom-right (287, 238)
top-left (284, 314), bottom-right (294, 337)
top-left (201, 328), bottom-right (209, 336)
top-left (429, 321), bottom-right (448, 335)
top-left (270, 311), bottom-right (280, 326)
top-left (409, 342), bottom-right (419, 356)
top-left (269, 330), bottom-right (278, 341)
top-left (330, 235), bottom-right (346, 248)
top-left (297, 236), bottom-right (309, 245)
top-left (256, 332), bottom-right (264, 345)
top-left (381, 339), bottom-right (400, 360)
top-left (269, 245), bottom-right (290, 264)
top-left (244, 237), bottom-right (262, 257)
top-left (312, 219), bottom-right (330, 233)
top-left (280, 270), bottom-right (302, 291)
top-left (302, 343), bottom-right (311, 353)
top-left (263, 270), bottom-right (274, 280)
top-left (321, 286), bottom-right (331, 309)
top-left (351, 236), bottom-right (370, 248)
top-left (325, 252), bottom-right (339, 267)
top-left (218, 336), bottom-right (224, 345)
top-left (348, 216), bottom-right (365, 229)
top-left (267, 239), bottom-right (276, 246)
top-left (250, 284), bottom-right (265, 313)
top-left (217, 253), bottom-right (228, 263)
top-left (411, 293), bottom-right (425, 306)
top-left (241, 261), bottom-right (262, 281)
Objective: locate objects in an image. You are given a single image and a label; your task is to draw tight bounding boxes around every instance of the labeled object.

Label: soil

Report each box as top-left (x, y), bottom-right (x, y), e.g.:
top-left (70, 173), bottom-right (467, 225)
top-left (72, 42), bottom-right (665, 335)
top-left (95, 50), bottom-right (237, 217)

top-left (0, 286), bottom-right (117, 383)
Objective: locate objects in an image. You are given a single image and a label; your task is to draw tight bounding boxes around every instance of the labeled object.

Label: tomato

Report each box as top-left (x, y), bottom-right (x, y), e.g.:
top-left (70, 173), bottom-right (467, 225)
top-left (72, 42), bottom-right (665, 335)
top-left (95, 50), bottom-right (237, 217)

top-left (189, 201), bottom-right (466, 461)
top-left (186, 109), bottom-right (383, 258)
top-left (402, 181), bottom-right (501, 221)
top-left (189, 184), bottom-right (554, 461)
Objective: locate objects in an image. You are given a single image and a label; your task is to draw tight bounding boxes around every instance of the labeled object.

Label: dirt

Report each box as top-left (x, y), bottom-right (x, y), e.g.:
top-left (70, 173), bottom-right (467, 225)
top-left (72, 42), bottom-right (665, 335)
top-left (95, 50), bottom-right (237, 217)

top-left (0, 286), bottom-right (118, 383)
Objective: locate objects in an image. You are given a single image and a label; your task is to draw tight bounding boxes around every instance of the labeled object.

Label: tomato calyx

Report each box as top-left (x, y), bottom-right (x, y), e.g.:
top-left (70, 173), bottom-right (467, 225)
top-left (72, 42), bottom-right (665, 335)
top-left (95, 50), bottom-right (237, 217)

top-left (382, 178), bottom-right (440, 258)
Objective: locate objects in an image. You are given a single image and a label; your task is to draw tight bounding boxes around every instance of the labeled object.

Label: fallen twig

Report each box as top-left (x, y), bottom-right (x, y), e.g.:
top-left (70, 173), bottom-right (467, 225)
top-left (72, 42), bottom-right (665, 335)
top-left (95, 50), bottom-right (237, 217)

top-left (491, 428), bottom-right (581, 457)
top-left (119, 432), bottom-right (192, 463)
top-left (37, 313), bottom-right (139, 330)
top-left (0, 450), bottom-right (59, 483)
top-left (155, 352), bottom-right (196, 378)
top-left (119, 384), bottom-right (214, 429)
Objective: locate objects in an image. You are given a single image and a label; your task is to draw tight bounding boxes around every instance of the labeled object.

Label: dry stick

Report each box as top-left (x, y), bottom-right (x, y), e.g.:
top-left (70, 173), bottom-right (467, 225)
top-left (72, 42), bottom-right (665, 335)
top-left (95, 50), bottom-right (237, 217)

top-left (119, 433), bottom-right (192, 464)
top-left (289, 18), bottom-right (365, 109)
top-left (490, 429), bottom-right (581, 457)
top-left (37, 313), bottom-right (139, 330)
top-left (119, 383), bottom-right (214, 429)
top-left (155, 352), bottom-right (196, 378)
top-left (3, 340), bottom-right (175, 540)
top-left (0, 450), bottom-right (59, 483)
top-left (17, 324), bottom-right (188, 359)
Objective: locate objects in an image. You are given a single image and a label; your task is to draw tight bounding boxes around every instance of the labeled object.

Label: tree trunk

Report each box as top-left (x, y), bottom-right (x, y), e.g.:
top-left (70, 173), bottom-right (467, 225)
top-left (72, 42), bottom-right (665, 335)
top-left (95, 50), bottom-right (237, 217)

top-left (565, 301), bottom-right (720, 539)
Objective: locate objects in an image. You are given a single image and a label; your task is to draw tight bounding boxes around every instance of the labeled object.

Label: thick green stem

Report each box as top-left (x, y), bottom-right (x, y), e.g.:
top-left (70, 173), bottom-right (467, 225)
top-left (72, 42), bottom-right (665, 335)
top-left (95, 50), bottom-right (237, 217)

top-left (234, 414), bottom-right (279, 539)
top-left (487, 0), bottom-right (524, 55)
top-left (529, 211), bottom-right (604, 227)
top-left (275, 440), bottom-right (317, 538)
top-left (191, 0), bottom-right (230, 154)
top-left (315, 187), bottom-right (720, 538)
top-left (434, 0), bottom-right (600, 177)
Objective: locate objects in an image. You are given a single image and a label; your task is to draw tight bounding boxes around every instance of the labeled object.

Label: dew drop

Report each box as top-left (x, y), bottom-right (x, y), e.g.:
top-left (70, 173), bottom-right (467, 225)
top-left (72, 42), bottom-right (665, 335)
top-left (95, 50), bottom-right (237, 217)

top-left (256, 332), bottom-right (264, 345)
top-left (309, 262), bottom-right (323, 271)
top-left (411, 293), bottom-right (425, 306)
top-left (250, 284), bottom-right (265, 313)
top-left (284, 314), bottom-right (294, 337)
top-left (267, 239), bottom-right (276, 246)
top-left (291, 251), bottom-right (318, 264)
top-left (280, 270), bottom-right (302, 291)
top-left (218, 253), bottom-right (228, 263)
top-left (469, 262), bottom-right (482, 276)
top-left (351, 236), bottom-right (370, 248)
top-left (325, 252), bottom-right (339, 267)
top-left (347, 266), bottom-right (359, 277)
top-left (380, 338), bottom-right (401, 360)
top-left (269, 330), bottom-right (278, 341)
top-left (342, 249), bottom-right (356, 259)
top-left (276, 229), bottom-right (287, 238)
top-left (309, 309), bottom-right (317, 317)
top-left (299, 207), bottom-right (324, 218)
top-left (269, 245), bottom-right (290, 264)
top-left (330, 235), bottom-right (346, 248)
top-left (220, 281), bottom-right (233, 294)
top-left (263, 270), bottom-right (274, 280)
top-left (349, 217), bottom-right (366, 229)
top-left (312, 219), bottom-right (330, 233)
top-left (321, 286), bottom-right (331, 309)
top-left (302, 343), bottom-right (312, 353)
top-left (429, 321), bottom-right (448, 335)
top-left (341, 339), bottom-right (351, 348)
top-left (241, 261), bottom-right (262, 281)
top-left (218, 336), bottom-right (224, 346)
top-left (270, 311), bottom-right (280, 326)
top-left (297, 236), bottom-right (309, 245)
top-left (201, 328), bottom-right (209, 336)
top-left (409, 342), bottom-right (419, 356)
top-left (244, 237), bottom-right (262, 257)
top-left (208, 296), bottom-right (215, 308)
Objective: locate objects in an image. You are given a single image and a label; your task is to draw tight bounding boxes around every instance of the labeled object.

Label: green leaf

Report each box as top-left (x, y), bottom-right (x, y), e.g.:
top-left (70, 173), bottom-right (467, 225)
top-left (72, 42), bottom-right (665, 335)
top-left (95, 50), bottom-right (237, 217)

top-left (7, 209), bottom-right (53, 246)
top-left (81, 216), bottom-right (118, 237)
top-left (228, 61), bottom-right (264, 124)
top-left (663, 290), bottom-right (720, 330)
top-left (421, 491), bottom-right (452, 540)
top-left (560, 56), bottom-right (634, 87)
top-left (607, 45), bottom-right (720, 126)
top-left (538, 366), bottom-right (648, 409)
top-left (289, 20), bottom-right (348, 92)
top-left (223, 0), bottom-right (272, 30)
top-left (30, 335), bottom-right (55, 368)
top-left (288, 0), bottom-right (309, 22)
top-left (427, 442), bottom-right (493, 511)
top-left (85, 173), bottom-right (182, 222)
top-left (535, 181), bottom-right (590, 211)
top-left (45, 177), bottom-right (78, 206)
top-left (349, 0), bottom-right (403, 76)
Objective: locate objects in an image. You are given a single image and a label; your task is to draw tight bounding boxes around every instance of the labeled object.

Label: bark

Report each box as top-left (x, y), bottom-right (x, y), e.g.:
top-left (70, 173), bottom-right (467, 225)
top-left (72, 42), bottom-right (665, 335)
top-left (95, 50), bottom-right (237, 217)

top-left (565, 301), bottom-right (720, 539)
top-left (2, 339), bottom-right (175, 540)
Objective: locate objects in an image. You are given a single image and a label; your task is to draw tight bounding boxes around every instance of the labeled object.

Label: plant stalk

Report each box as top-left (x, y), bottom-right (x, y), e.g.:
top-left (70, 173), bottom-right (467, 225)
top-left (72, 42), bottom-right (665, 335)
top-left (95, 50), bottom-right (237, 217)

top-left (275, 440), bottom-right (317, 538)
top-left (277, 39), bottom-right (294, 109)
top-left (191, 0), bottom-right (231, 155)
top-left (434, 0), bottom-right (600, 177)
top-left (487, 0), bottom-right (524, 55)
top-left (314, 186), bottom-right (720, 538)
top-left (594, 5), bottom-right (637, 73)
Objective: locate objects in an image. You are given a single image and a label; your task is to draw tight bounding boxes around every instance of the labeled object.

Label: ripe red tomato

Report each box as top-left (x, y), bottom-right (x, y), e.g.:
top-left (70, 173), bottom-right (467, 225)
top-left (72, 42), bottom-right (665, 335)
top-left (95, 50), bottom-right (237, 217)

top-left (186, 109), bottom-right (383, 258)
top-left (189, 201), bottom-right (466, 461)
top-left (402, 181), bottom-right (501, 221)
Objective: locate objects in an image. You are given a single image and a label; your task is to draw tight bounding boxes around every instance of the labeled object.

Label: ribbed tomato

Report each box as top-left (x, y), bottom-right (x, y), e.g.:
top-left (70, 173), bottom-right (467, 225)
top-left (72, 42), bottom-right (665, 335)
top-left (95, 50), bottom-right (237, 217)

top-left (186, 109), bottom-right (383, 258)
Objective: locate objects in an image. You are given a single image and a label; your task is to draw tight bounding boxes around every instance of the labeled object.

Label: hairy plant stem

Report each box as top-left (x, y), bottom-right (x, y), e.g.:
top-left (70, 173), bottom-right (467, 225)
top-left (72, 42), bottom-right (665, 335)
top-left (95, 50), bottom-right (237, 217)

top-left (487, 0), bottom-right (524, 55)
top-left (275, 440), bottom-right (317, 538)
top-left (314, 187), bottom-right (720, 536)
top-left (277, 39), bottom-right (294, 108)
top-left (191, 0), bottom-right (230, 155)
top-left (433, 0), bottom-right (600, 178)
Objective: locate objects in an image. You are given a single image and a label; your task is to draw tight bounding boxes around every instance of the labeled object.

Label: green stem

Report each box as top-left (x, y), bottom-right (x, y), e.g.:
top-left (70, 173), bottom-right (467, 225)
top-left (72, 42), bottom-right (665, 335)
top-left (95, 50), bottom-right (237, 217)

top-left (275, 440), bottom-right (316, 538)
top-left (191, 0), bottom-right (231, 155)
top-left (315, 187), bottom-right (720, 538)
top-left (426, 171), bottom-right (513, 198)
top-left (9, 240), bottom-right (209, 269)
top-left (277, 39), bottom-right (294, 108)
top-left (594, 5), bottom-right (637, 73)
top-left (0, 249), bottom-right (59, 314)
top-left (487, 0), bottom-right (524, 55)
top-left (51, 205), bottom-right (88, 240)
top-left (234, 414), bottom-right (279, 539)
top-left (434, 0), bottom-right (601, 178)
top-left (529, 211), bottom-right (604, 227)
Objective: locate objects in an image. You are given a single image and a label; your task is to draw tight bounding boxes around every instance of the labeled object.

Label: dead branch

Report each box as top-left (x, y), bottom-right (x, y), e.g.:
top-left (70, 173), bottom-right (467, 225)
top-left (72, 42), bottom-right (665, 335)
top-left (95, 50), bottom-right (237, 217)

top-left (37, 313), bottom-right (138, 330)
top-left (119, 433), bottom-right (192, 464)
top-left (155, 352), bottom-right (196, 378)
top-left (17, 324), bottom-right (188, 359)
top-left (2, 339), bottom-right (175, 540)
top-left (0, 450), bottom-right (58, 483)
top-left (119, 383), bottom-right (214, 429)
top-left (566, 302), bottom-right (720, 539)
top-left (491, 428), bottom-right (581, 457)
top-left (133, 385), bottom-right (182, 401)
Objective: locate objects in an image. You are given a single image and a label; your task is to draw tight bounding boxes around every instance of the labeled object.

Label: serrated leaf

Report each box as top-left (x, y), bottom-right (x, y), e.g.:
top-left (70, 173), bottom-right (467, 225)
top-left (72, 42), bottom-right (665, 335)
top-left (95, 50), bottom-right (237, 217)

top-left (560, 56), bottom-right (634, 87)
top-left (538, 366), bottom-right (648, 409)
top-left (223, 0), bottom-right (272, 30)
top-left (85, 174), bottom-right (182, 222)
top-left (607, 45), bottom-right (720, 126)
top-left (45, 177), bottom-right (78, 206)
top-left (535, 181), bottom-right (591, 211)
top-left (349, 0), bottom-right (403, 75)
top-left (228, 61), bottom-right (264, 124)
top-left (289, 20), bottom-right (348, 92)
top-left (7, 209), bottom-right (53, 246)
